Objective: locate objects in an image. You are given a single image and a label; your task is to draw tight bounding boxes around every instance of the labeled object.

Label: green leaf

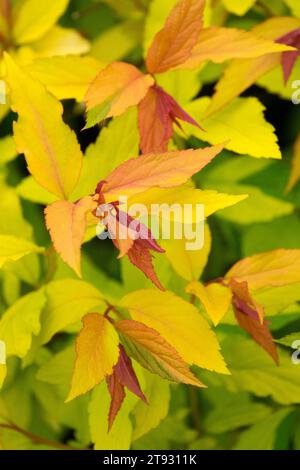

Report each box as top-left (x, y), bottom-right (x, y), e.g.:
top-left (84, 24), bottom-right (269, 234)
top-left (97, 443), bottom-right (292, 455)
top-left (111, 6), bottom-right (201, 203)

top-left (89, 381), bottom-right (138, 450)
top-left (0, 235), bottom-right (44, 269)
top-left (234, 409), bottom-right (294, 450)
top-left (0, 290), bottom-right (46, 358)
top-left (132, 372), bottom-right (170, 441)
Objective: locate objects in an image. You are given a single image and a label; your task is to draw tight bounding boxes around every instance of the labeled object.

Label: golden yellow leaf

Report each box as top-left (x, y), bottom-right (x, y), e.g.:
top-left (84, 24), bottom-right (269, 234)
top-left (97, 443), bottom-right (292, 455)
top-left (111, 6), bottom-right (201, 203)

top-left (186, 281), bottom-right (232, 326)
top-left (4, 53), bottom-right (83, 199)
top-left (226, 249), bottom-right (300, 290)
top-left (120, 289), bottom-right (229, 374)
top-left (12, 0), bottom-right (69, 45)
top-left (67, 313), bottom-right (120, 402)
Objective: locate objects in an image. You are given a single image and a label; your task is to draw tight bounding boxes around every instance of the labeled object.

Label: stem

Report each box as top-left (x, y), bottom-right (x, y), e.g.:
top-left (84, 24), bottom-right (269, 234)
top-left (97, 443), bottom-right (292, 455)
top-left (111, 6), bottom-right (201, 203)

top-left (188, 295), bottom-right (202, 436)
top-left (188, 388), bottom-right (202, 437)
top-left (0, 422), bottom-right (82, 451)
top-left (255, 1), bottom-right (275, 17)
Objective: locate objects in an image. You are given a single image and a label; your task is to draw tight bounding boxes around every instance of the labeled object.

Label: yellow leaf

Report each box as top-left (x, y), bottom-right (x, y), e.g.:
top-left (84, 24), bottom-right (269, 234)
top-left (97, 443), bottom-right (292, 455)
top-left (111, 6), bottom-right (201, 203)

top-left (13, 0), bottom-right (69, 44)
top-left (186, 281), bottom-right (232, 326)
top-left (33, 280), bottom-right (105, 349)
top-left (85, 62), bottom-right (154, 126)
top-left (184, 97), bottom-right (281, 159)
top-left (0, 136), bottom-right (17, 165)
top-left (89, 382), bottom-right (136, 450)
top-left (120, 289), bottom-right (229, 374)
top-left (207, 17), bottom-right (300, 115)
top-left (0, 182), bottom-right (33, 238)
top-left (72, 108), bottom-right (139, 201)
top-left (91, 19), bottom-right (141, 63)
top-left (0, 235), bottom-right (44, 269)
top-left (132, 372), bottom-right (170, 441)
top-left (226, 249), bottom-right (300, 290)
top-left (4, 53), bottom-right (83, 199)
top-left (222, 0), bottom-right (257, 15)
top-left (127, 186), bottom-right (247, 222)
top-left (29, 26), bottom-right (90, 58)
top-left (45, 197), bottom-right (96, 277)
top-left (67, 313), bottom-right (120, 401)
top-left (0, 364), bottom-right (7, 389)
top-left (0, 290), bottom-right (46, 358)
top-left (284, 0), bottom-right (300, 17)
top-left (161, 224), bottom-right (212, 281)
top-left (25, 56), bottom-right (103, 102)
top-left (286, 133), bottom-right (300, 192)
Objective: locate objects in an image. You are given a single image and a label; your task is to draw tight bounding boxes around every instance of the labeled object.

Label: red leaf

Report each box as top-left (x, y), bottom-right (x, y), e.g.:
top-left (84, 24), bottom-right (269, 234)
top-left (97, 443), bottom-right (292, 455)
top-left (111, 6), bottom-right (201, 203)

top-left (277, 28), bottom-right (300, 83)
top-left (138, 85), bottom-right (200, 154)
top-left (107, 371), bottom-right (126, 432)
top-left (106, 345), bottom-right (147, 431)
top-left (115, 345), bottom-right (147, 403)
top-left (127, 239), bottom-right (165, 291)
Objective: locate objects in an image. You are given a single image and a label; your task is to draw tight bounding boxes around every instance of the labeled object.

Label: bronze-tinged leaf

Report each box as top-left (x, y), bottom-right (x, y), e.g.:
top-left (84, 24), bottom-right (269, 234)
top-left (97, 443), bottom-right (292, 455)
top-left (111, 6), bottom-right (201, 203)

top-left (138, 85), bottom-right (200, 154)
top-left (45, 196), bottom-right (96, 277)
top-left (233, 307), bottom-right (279, 365)
top-left (229, 279), bottom-right (264, 323)
top-left (146, 0), bottom-right (205, 74)
top-left (102, 144), bottom-right (225, 200)
top-left (230, 279), bottom-right (279, 365)
top-left (116, 319), bottom-right (205, 388)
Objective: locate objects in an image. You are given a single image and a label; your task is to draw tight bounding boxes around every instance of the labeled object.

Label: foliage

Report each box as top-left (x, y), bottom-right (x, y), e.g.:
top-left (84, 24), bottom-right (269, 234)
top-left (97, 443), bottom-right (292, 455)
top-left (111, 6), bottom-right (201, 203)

top-left (0, 0), bottom-right (300, 451)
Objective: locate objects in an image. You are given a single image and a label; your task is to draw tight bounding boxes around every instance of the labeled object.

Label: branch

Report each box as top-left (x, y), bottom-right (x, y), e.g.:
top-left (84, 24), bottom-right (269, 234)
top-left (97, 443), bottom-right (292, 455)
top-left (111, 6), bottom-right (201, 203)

top-left (0, 422), bottom-right (83, 451)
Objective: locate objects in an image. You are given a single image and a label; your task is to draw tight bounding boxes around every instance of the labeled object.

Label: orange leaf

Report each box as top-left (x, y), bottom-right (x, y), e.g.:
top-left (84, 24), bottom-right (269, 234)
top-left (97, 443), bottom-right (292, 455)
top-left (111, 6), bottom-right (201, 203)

top-left (146, 0), bottom-right (205, 74)
top-left (85, 62), bottom-right (154, 127)
top-left (67, 313), bottom-right (120, 402)
top-left (45, 196), bottom-right (96, 277)
top-left (116, 319), bottom-right (205, 388)
top-left (102, 143), bottom-right (225, 200)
